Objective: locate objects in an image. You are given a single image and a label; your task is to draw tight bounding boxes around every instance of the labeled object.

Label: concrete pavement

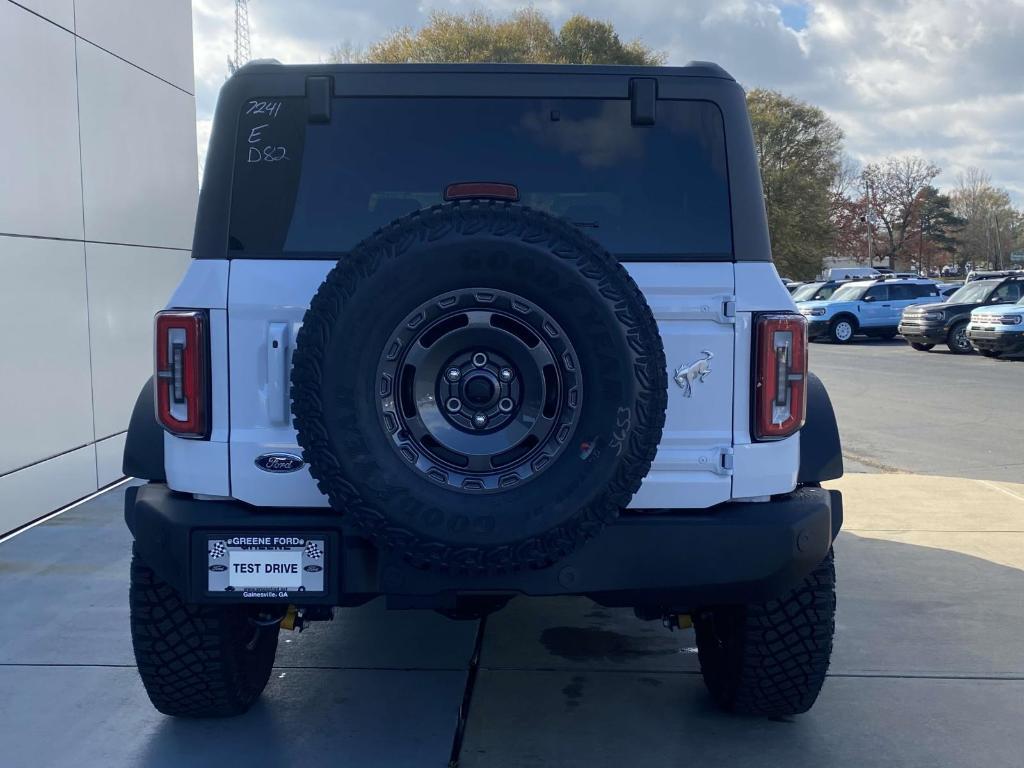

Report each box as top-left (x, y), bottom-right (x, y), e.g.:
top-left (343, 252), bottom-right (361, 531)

top-left (458, 473), bottom-right (1024, 767)
top-left (1, 473), bottom-right (1022, 767)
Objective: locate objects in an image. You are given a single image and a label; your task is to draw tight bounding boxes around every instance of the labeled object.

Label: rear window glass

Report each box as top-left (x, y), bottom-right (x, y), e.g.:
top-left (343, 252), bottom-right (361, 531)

top-left (228, 97), bottom-right (733, 260)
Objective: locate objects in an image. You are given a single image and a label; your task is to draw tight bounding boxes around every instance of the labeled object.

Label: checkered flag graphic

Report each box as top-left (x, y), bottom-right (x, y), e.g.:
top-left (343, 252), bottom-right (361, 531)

top-left (304, 541), bottom-right (323, 560)
top-left (209, 541), bottom-right (226, 559)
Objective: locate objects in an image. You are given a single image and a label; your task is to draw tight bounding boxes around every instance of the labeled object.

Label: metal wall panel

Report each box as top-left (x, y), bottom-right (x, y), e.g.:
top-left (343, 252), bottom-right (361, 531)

top-left (77, 39), bottom-right (197, 249)
top-left (7, 0), bottom-right (74, 32)
top-left (0, 444), bottom-right (97, 534)
top-left (85, 243), bottom-right (190, 439)
top-left (0, 2), bottom-right (83, 240)
top-left (0, 237), bottom-right (94, 476)
top-left (74, 0), bottom-right (194, 93)
top-left (95, 432), bottom-right (128, 487)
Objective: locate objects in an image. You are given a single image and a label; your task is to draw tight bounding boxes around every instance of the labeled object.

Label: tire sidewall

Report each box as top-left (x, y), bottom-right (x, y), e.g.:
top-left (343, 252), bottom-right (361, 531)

top-left (830, 317), bottom-right (855, 344)
top-left (292, 203), bottom-right (666, 568)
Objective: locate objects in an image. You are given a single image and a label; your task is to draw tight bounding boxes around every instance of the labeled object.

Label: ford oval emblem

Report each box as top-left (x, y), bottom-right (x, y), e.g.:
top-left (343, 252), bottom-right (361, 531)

top-left (255, 453), bottom-right (306, 473)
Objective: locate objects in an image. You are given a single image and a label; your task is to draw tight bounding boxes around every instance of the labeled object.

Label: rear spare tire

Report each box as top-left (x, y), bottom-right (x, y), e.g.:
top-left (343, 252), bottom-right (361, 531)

top-left (292, 202), bottom-right (667, 573)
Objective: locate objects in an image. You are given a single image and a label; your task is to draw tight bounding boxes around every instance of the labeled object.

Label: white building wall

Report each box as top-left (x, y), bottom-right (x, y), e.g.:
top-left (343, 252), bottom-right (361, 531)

top-left (0, 0), bottom-right (196, 534)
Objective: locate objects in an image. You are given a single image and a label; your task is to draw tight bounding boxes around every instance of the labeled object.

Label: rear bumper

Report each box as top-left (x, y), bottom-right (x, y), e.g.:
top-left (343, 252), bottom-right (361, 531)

top-left (967, 329), bottom-right (1024, 353)
top-left (125, 483), bottom-right (842, 610)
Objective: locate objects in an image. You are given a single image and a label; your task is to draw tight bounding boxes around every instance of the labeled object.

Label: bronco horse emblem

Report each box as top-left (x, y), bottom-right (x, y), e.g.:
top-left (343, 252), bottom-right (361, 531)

top-left (674, 350), bottom-right (713, 398)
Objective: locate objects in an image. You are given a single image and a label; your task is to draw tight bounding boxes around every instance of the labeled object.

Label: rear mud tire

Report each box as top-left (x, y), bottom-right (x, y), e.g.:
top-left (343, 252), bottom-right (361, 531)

top-left (910, 342), bottom-right (934, 351)
top-left (694, 550), bottom-right (836, 717)
top-left (130, 549), bottom-right (281, 718)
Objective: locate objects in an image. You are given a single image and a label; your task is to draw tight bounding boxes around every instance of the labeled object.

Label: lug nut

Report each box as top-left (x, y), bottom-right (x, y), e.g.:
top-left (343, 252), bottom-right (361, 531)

top-left (446, 398), bottom-right (462, 413)
top-left (445, 367), bottom-right (461, 382)
top-left (499, 368), bottom-right (514, 382)
top-left (498, 397), bottom-right (514, 413)
top-left (472, 352), bottom-right (488, 368)
top-left (472, 413), bottom-right (487, 429)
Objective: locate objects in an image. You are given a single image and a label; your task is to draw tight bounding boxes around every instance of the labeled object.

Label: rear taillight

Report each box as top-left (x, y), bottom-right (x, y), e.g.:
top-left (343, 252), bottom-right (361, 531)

top-left (154, 310), bottom-right (209, 439)
top-left (753, 313), bottom-right (808, 441)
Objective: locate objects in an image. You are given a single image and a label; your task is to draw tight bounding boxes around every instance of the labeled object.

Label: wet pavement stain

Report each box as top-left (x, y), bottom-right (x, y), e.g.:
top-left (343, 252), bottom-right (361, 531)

top-left (540, 626), bottom-right (682, 663)
top-left (561, 675), bottom-right (587, 709)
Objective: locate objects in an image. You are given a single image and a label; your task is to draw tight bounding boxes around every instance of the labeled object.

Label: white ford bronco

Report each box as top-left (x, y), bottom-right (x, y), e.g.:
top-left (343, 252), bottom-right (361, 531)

top-left (123, 61), bottom-right (844, 719)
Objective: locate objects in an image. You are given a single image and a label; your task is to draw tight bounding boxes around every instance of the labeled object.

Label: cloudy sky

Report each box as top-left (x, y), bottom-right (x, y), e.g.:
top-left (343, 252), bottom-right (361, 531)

top-left (191, 0), bottom-right (1024, 203)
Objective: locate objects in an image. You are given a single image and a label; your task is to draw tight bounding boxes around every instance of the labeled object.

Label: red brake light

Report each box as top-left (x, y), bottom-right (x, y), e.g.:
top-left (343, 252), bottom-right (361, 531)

top-left (154, 310), bottom-right (209, 439)
top-left (753, 313), bottom-right (808, 441)
top-left (444, 182), bottom-right (520, 201)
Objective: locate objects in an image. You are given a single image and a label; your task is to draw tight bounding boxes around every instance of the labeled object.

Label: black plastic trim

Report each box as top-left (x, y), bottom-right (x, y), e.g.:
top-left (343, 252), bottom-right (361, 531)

top-left (122, 377), bottom-right (166, 482)
top-left (125, 483), bottom-right (840, 608)
top-left (798, 373), bottom-right (843, 483)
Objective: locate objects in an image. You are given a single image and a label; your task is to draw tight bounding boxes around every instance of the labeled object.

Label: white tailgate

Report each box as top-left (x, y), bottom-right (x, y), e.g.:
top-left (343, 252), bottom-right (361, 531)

top-left (624, 263), bottom-right (735, 508)
top-left (228, 260), bottom-right (736, 509)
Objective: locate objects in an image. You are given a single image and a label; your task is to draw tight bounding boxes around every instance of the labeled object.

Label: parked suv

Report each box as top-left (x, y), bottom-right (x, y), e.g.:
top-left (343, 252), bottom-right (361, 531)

top-left (899, 273), bottom-right (1024, 353)
top-left (122, 62), bottom-right (843, 720)
top-left (967, 296), bottom-right (1024, 357)
top-left (800, 277), bottom-right (939, 343)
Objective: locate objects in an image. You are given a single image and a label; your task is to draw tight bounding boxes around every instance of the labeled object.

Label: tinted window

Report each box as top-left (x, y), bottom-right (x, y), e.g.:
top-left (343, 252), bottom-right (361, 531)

top-left (229, 97), bottom-right (732, 259)
top-left (888, 284), bottom-right (916, 300)
top-left (865, 285), bottom-right (889, 301)
top-left (992, 282), bottom-right (1024, 302)
top-left (830, 283), bottom-right (868, 302)
top-left (791, 282), bottom-right (825, 301)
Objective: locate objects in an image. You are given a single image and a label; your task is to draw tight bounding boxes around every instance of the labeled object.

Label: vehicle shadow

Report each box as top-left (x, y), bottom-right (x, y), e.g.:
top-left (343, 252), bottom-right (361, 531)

top-left (456, 531), bottom-right (1024, 768)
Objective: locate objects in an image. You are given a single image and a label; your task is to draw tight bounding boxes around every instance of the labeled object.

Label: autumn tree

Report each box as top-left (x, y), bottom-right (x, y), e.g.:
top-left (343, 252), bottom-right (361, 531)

top-left (905, 186), bottom-right (963, 274)
top-left (746, 90), bottom-right (844, 279)
top-left (951, 168), bottom-right (1022, 271)
top-left (334, 9), bottom-right (665, 66)
top-left (860, 156), bottom-right (940, 270)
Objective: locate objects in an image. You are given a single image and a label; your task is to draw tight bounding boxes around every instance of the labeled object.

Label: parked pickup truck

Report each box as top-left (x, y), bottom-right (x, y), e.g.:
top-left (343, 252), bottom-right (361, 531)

top-left (122, 61), bottom-right (844, 721)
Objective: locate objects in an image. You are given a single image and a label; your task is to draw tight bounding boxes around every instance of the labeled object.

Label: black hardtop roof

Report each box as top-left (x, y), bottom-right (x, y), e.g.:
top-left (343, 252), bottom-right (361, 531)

top-left (235, 59), bottom-right (735, 81)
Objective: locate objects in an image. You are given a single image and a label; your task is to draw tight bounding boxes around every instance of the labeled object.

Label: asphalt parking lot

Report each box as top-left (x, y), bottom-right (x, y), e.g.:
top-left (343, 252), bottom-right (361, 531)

top-left (1, 341), bottom-right (1022, 767)
top-left (810, 338), bottom-right (1023, 480)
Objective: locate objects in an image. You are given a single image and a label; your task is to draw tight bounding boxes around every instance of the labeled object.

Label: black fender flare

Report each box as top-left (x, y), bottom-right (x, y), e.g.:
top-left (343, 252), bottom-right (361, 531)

top-left (122, 377), bottom-right (166, 481)
top-left (798, 373), bottom-right (843, 484)
top-left (942, 312), bottom-right (970, 334)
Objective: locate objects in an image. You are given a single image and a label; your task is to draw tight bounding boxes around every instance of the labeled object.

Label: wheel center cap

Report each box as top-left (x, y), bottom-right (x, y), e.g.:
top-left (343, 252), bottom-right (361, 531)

top-left (463, 373), bottom-right (497, 407)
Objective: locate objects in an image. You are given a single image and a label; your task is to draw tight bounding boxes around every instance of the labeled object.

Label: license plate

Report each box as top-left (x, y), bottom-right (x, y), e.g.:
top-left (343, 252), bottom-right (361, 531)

top-left (206, 533), bottom-right (327, 599)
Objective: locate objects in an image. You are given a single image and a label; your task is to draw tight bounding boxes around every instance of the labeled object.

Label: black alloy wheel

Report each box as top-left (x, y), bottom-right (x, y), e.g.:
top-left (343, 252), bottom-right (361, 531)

top-left (377, 288), bottom-right (581, 493)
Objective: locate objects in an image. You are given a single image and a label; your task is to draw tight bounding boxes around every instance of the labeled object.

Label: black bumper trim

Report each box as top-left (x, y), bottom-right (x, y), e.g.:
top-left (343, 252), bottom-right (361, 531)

top-left (898, 324), bottom-right (947, 344)
top-left (806, 320), bottom-right (829, 338)
top-left (125, 484), bottom-right (842, 608)
top-left (967, 330), bottom-right (1024, 352)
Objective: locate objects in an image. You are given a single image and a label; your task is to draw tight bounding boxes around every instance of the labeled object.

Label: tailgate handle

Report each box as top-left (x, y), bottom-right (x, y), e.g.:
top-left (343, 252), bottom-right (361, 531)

top-left (268, 323), bottom-right (289, 424)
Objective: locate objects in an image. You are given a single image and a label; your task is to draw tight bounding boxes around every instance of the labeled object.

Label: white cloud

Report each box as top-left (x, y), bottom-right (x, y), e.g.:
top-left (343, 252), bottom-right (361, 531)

top-left (191, 0), bottom-right (1024, 202)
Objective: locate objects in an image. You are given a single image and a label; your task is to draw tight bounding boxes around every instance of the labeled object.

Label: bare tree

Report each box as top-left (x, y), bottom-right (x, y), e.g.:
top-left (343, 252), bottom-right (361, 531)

top-left (860, 156), bottom-right (940, 269)
top-left (950, 167), bottom-right (1020, 270)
